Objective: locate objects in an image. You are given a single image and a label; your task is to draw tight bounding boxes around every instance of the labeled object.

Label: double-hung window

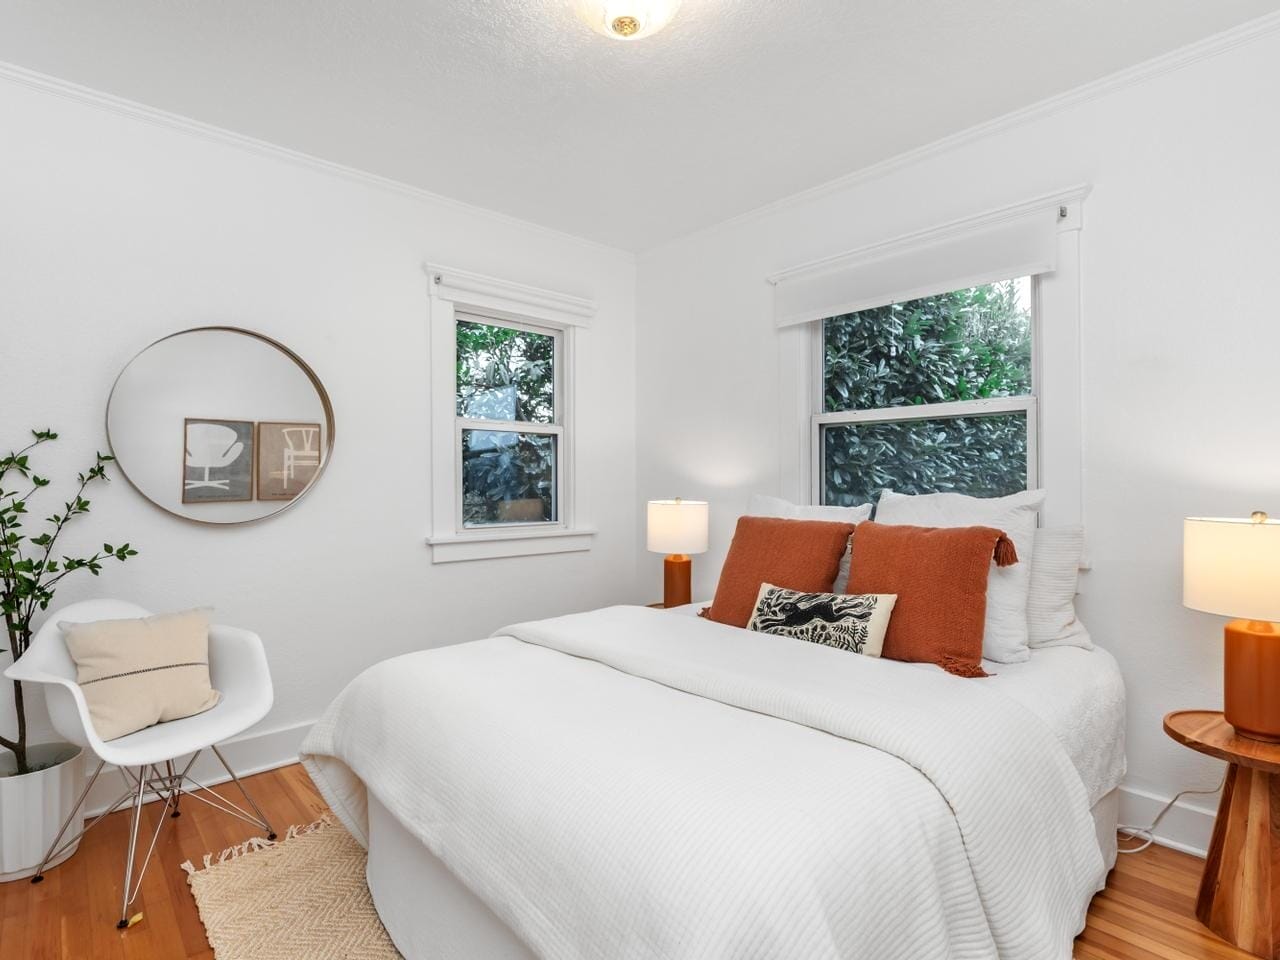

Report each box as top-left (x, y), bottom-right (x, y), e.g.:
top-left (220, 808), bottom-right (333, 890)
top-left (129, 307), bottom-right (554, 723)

top-left (426, 264), bottom-right (595, 563)
top-left (455, 314), bottom-right (562, 526)
top-left (816, 277), bottom-right (1038, 506)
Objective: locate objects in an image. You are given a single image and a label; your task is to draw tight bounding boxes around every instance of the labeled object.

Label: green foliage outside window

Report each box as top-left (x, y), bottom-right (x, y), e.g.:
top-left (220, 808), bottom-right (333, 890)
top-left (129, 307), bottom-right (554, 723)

top-left (456, 320), bottom-right (554, 423)
top-left (822, 279), bottom-right (1032, 506)
top-left (456, 320), bottom-right (557, 524)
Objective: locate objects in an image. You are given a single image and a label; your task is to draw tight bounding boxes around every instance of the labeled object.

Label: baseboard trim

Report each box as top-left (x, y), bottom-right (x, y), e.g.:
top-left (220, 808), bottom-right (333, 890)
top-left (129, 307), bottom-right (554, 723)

top-left (1118, 782), bottom-right (1218, 858)
top-left (83, 719), bottom-right (315, 818)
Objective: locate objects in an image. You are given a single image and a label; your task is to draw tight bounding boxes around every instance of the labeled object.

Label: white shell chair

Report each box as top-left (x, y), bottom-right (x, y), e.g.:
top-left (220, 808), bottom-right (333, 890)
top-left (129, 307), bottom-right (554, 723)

top-left (3, 599), bottom-right (275, 928)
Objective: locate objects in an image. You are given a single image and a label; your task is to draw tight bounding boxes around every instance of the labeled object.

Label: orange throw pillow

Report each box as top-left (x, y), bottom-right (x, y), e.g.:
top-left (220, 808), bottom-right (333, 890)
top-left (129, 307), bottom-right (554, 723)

top-left (705, 517), bottom-right (857, 628)
top-left (846, 521), bottom-right (1018, 677)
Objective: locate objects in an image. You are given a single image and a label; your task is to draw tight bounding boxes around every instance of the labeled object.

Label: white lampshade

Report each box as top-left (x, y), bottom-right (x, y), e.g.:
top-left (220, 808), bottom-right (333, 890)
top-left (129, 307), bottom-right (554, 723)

top-left (647, 499), bottom-right (708, 555)
top-left (1184, 514), bottom-right (1280, 622)
top-left (571, 0), bottom-right (683, 41)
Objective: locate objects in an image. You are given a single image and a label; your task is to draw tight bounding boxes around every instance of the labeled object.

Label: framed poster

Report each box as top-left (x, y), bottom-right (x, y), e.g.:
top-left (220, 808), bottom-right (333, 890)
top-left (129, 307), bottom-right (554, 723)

top-left (256, 421), bottom-right (323, 501)
top-left (182, 419), bottom-right (254, 503)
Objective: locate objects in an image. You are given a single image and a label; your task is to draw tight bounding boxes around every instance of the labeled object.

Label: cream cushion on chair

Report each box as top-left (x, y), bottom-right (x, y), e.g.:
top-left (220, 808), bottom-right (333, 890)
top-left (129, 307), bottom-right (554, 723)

top-left (60, 608), bottom-right (221, 741)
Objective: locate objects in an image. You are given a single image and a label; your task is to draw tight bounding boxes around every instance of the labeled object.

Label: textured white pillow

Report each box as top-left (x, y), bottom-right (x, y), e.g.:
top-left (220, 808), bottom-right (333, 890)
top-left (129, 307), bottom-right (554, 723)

top-left (745, 493), bottom-right (873, 592)
top-left (874, 489), bottom-right (1046, 663)
top-left (1027, 526), bottom-right (1093, 650)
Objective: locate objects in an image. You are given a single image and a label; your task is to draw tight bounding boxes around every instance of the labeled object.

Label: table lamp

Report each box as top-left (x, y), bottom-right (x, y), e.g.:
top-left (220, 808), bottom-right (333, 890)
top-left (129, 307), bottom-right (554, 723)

top-left (1184, 511), bottom-right (1280, 741)
top-left (647, 498), bottom-right (709, 608)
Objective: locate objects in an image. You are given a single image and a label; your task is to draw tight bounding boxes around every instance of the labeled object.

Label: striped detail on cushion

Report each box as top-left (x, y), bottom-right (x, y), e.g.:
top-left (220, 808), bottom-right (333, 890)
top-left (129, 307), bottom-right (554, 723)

top-left (80, 661), bottom-right (210, 686)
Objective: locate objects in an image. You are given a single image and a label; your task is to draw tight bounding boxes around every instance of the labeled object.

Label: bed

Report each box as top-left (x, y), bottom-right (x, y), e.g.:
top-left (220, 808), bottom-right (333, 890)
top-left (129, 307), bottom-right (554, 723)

top-left (301, 603), bottom-right (1125, 960)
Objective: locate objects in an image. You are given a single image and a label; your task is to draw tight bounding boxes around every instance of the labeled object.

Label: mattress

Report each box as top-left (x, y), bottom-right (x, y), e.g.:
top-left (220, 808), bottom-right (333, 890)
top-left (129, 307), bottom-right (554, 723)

top-left (359, 617), bottom-right (1126, 960)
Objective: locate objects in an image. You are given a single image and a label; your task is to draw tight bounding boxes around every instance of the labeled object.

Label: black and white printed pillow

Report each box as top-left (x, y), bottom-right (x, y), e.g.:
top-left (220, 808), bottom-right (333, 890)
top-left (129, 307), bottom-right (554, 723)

top-left (746, 583), bottom-right (897, 657)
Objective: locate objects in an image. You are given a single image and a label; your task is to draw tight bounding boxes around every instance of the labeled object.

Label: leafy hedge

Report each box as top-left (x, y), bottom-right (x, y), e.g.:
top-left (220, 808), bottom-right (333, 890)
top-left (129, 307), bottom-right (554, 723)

top-left (822, 280), bottom-right (1031, 506)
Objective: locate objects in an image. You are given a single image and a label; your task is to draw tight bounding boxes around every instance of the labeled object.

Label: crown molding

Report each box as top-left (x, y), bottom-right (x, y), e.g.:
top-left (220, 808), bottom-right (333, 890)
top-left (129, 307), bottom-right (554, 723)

top-left (657, 10), bottom-right (1280, 252)
top-left (0, 60), bottom-right (633, 262)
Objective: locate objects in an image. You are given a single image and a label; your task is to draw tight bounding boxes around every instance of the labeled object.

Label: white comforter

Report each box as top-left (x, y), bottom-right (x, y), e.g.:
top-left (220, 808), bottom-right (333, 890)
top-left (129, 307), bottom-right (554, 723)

top-left (302, 606), bottom-right (1105, 960)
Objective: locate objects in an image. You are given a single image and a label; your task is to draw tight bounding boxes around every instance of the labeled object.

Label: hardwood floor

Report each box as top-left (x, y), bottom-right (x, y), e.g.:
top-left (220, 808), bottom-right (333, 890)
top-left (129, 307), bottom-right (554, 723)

top-left (0, 763), bottom-right (1254, 959)
top-left (0, 764), bottom-right (326, 960)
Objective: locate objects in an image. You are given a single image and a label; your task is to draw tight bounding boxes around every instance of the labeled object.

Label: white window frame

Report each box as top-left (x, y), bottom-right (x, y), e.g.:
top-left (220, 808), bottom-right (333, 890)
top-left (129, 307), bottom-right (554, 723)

top-left (777, 189), bottom-right (1087, 529)
top-left (454, 311), bottom-right (565, 531)
top-left (810, 279), bottom-right (1041, 505)
top-left (426, 264), bottom-right (596, 563)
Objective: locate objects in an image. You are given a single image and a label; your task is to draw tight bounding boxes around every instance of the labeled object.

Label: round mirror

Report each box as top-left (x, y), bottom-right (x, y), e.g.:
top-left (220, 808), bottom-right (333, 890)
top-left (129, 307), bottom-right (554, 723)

top-left (107, 327), bottom-right (334, 524)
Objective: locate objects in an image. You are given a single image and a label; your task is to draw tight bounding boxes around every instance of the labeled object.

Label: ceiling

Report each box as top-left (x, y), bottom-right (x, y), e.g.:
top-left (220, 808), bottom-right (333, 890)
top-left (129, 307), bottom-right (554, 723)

top-left (1, 1), bottom-right (1276, 251)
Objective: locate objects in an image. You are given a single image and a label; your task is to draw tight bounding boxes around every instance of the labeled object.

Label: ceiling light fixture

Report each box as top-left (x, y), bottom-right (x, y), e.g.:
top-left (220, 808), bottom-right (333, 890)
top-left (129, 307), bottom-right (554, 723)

top-left (571, 0), bottom-right (683, 41)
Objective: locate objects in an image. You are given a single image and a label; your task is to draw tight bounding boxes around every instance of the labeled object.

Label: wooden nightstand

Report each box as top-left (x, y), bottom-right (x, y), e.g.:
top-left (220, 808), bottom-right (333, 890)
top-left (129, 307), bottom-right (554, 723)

top-left (1164, 710), bottom-right (1280, 958)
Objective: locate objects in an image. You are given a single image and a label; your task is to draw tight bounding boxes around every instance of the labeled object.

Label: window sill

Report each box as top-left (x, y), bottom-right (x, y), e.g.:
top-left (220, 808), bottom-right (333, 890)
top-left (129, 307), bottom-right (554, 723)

top-left (426, 526), bottom-right (597, 563)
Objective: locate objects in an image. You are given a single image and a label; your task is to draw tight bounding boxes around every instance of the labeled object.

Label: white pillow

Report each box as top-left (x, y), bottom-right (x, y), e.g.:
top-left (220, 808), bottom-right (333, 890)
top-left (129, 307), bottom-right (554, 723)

top-left (745, 493), bottom-right (872, 592)
top-left (874, 489), bottom-right (1046, 663)
top-left (1027, 526), bottom-right (1093, 650)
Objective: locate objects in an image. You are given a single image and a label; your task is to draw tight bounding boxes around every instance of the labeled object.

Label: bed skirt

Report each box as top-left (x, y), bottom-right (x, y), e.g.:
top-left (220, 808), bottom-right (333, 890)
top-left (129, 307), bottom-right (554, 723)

top-left (365, 789), bottom-right (1122, 960)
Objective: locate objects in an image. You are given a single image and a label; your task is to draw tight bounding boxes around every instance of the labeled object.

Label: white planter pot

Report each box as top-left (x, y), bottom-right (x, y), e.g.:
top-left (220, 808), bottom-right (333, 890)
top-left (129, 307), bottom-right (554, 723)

top-left (0, 742), bottom-right (85, 882)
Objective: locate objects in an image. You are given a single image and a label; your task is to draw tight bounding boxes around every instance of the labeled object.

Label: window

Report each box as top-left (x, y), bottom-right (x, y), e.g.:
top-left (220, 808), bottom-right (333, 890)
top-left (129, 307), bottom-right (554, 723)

top-left (426, 263), bottom-right (595, 563)
top-left (455, 316), bottom-right (561, 526)
top-left (817, 277), bottom-right (1037, 506)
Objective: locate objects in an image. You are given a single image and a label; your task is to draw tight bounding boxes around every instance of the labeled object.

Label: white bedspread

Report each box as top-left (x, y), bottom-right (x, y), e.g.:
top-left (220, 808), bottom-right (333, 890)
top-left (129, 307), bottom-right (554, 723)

top-left (302, 605), bottom-right (1106, 960)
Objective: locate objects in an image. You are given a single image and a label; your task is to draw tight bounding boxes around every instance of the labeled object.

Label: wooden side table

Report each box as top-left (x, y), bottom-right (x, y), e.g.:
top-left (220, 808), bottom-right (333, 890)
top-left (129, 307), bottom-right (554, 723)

top-left (1164, 710), bottom-right (1280, 958)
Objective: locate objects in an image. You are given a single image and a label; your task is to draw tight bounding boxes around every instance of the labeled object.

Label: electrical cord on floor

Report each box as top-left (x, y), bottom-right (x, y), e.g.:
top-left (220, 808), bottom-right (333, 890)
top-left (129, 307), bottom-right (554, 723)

top-left (1115, 774), bottom-right (1226, 854)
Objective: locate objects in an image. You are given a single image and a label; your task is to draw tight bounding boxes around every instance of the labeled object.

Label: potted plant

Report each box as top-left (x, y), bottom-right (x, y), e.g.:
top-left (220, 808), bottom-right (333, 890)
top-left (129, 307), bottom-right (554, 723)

top-left (0, 430), bottom-right (137, 881)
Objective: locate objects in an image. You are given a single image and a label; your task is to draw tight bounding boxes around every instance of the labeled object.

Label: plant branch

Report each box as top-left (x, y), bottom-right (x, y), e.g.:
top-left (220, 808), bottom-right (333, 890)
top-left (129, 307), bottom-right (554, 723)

top-left (21, 462), bottom-right (103, 630)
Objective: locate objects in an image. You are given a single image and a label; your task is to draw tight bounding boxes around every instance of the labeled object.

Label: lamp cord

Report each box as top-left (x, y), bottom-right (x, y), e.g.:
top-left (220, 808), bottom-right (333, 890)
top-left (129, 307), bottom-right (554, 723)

top-left (1116, 774), bottom-right (1226, 854)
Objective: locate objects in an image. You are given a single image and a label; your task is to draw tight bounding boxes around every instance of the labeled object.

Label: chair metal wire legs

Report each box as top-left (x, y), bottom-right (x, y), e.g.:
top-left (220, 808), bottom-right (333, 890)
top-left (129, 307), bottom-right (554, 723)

top-left (28, 749), bottom-right (277, 929)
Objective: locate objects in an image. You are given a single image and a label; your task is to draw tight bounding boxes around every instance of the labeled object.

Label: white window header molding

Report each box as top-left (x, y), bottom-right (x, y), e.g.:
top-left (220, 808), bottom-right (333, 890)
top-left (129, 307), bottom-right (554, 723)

top-left (425, 263), bottom-right (596, 328)
top-left (768, 185), bottom-right (1091, 329)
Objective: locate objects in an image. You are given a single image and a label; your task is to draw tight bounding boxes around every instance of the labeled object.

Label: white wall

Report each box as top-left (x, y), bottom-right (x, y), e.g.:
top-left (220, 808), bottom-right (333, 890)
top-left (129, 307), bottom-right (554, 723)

top-left (636, 26), bottom-right (1280, 851)
top-left (0, 77), bottom-right (638, 768)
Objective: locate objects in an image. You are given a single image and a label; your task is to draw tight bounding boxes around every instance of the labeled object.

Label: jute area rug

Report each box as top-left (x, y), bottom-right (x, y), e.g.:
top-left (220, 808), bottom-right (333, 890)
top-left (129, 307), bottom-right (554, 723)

top-left (183, 817), bottom-right (402, 960)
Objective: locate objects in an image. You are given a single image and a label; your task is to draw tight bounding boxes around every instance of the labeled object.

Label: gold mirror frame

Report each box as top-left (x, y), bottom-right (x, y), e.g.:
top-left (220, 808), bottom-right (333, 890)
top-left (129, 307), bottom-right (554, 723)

top-left (106, 326), bottom-right (336, 526)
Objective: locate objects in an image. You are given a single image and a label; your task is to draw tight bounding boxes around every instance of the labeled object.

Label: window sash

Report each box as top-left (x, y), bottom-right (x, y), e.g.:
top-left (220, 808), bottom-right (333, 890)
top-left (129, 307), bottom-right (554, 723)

top-left (813, 396), bottom-right (1039, 505)
top-left (456, 424), bottom-right (562, 529)
top-left (455, 312), bottom-right (562, 426)
top-left (453, 314), bottom-right (566, 531)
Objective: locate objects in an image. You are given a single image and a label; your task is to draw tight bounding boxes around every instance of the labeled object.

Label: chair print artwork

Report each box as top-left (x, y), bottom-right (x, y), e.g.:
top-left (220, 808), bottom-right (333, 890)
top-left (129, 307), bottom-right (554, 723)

top-left (280, 425), bottom-right (320, 491)
top-left (184, 422), bottom-right (246, 491)
top-left (256, 421), bottom-right (322, 500)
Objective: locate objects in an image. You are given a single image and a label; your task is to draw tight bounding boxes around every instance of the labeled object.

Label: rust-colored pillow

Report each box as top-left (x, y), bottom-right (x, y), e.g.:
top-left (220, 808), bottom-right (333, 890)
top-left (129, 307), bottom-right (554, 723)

top-left (846, 521), bottom-right (1018, 677)
top-left (704, 517), bottom-right (857, 628)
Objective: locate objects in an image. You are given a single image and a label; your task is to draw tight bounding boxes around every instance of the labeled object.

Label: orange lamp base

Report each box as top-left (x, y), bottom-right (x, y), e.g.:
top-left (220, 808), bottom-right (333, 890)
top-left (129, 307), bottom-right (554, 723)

top-left (1225, 619), bottom-right (1280, 742)
top-left (663, 554), bottom-right (692, 609)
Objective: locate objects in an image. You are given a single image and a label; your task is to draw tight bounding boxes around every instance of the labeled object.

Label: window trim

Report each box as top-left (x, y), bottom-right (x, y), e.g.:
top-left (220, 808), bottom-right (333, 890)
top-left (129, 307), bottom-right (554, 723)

top-left (426, 264), bottom-right (596, 563)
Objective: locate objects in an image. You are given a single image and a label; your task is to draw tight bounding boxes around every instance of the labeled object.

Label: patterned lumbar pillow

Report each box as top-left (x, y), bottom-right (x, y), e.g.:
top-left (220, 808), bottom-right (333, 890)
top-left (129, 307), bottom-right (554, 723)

top-left (746, 583), bottom-right (897, 657)
top-left (60, 608), bottom-right (221, 741)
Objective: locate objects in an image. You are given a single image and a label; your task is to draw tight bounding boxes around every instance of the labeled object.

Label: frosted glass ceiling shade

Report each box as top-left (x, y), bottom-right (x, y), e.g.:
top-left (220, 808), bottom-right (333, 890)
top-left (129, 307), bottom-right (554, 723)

top-left (572, 0), bottom-right (683, 40)
top-left (648, 499), bottom-right (709, 555)
top-left (1184, 515), bottom-right (1280, 622)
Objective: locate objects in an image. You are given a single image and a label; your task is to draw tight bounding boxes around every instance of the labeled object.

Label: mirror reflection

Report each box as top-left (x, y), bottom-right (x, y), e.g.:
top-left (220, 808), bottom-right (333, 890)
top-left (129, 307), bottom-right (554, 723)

top-left (107, 328), bottom-right (334, 524)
